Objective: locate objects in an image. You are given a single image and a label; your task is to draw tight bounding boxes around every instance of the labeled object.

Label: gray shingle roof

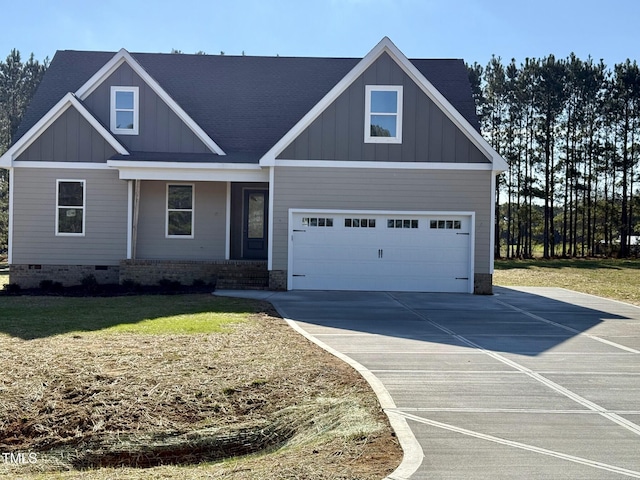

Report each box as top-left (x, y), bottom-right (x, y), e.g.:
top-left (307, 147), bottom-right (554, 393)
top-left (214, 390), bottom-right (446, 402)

top-left (15, 50), bottom-right (480, 158)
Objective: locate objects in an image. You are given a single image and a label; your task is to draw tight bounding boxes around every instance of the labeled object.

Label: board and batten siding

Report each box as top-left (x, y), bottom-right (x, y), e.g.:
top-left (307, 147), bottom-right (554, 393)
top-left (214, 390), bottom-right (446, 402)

top-left (16, 107), bottom-right (118, 163)
top-left (11, 168), bottom-right (128, 265)
top-left (271, 167), bottom-right (492, 274)
top-left (82, 63), bottom-right (211, 154)
top-left (277, 52), bottom-right (488, 164)
top-left (135, 181), bottom-right (227, 261)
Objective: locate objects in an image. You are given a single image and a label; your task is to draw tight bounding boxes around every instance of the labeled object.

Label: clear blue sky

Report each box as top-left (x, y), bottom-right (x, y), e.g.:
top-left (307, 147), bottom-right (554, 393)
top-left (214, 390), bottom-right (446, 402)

top-left (3, 0), bottom-right (639, 67)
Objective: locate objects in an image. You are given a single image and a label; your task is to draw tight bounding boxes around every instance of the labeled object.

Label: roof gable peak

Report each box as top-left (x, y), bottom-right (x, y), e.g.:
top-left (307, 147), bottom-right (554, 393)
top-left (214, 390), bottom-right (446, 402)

top-left (74, 48), bottom-right (226, 155)
top-left (260, 36), bottom-right (507, 172)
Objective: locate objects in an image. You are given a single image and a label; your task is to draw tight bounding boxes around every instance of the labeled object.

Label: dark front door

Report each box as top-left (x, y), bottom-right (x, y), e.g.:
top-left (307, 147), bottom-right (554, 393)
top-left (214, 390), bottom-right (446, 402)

top-left (242, 189), bottom-right (268, 259)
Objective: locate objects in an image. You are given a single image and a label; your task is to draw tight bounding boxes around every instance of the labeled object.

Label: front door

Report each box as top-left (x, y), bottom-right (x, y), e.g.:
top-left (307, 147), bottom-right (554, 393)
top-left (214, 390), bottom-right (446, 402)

top-left (242, 189), bottom-right (268, 259)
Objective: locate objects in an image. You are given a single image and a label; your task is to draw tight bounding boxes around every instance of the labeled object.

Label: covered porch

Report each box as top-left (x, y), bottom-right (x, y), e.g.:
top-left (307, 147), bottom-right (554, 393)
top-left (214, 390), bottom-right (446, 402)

top-left (108, 157), bottom-right (273, 289)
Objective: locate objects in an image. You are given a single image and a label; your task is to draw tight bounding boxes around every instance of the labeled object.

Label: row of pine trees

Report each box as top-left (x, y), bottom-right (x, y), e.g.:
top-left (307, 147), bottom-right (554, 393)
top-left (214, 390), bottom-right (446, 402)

top-left (468, 55), bottom-right (639, 258)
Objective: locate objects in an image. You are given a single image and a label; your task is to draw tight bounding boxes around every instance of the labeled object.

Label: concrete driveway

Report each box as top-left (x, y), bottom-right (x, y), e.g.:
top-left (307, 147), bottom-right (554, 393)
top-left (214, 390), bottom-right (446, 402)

top-left (218, 287), bottom-right (640, 479)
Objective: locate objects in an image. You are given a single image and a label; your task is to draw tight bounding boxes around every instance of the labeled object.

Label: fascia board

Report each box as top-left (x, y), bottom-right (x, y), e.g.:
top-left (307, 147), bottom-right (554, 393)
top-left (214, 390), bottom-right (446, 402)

top-left (272, 159), bottom-right (496, 170)
top-left (106, 160), bottom-right (263, 170)
top-left (0, 93), bottom-right (129, 167)
top-left (260, 36), bottom-right (395, 166)
top-left (75, 48), bottom-right (226, 156)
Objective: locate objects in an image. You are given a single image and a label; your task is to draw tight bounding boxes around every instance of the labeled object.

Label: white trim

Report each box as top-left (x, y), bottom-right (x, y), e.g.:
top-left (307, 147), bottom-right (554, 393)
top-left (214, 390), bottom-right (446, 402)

top-left (364, 85), bottom-right (403, 144)
top-left (225, 182), bottom-right (231, 260)
top-left (8, 168), bottom-right (14, 264)
top-left (267, 166), bottom-right (275, 271)
top-left (287, 208), bottom-right (475, 294)
top-left (107, 160), bottom-right (261, 170)
top-left (110, 86), bottom-right (139, 135)
top-left (13, 161), bottom-right (111, 170)
top-left (0, 93), bottom-right (128, 168)
top-left (273, 159), bottom-right (498, 171)
top-left (75, 49), bottom-right (225, 155)
top-left (166, 183), bottom-right (195, 239)
top-left (260, 37), bottom-right (508, 173)
top-left (126, 180), bottom-right (133, 259)
top-left (108, 162), bottom-right (269, 182)
top-left (55, 179), bottom-right (86, 237)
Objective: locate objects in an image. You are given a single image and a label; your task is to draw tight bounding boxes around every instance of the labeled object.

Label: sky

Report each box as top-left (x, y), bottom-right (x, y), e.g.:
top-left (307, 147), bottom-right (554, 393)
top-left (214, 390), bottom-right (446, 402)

top-left (2, 0), bottom-right (639, 67)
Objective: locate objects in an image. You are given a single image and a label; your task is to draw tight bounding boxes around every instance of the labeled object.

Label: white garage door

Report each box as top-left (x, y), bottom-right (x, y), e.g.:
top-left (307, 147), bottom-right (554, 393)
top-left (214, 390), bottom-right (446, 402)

top-left (289, 210), bottom-right (473, 293)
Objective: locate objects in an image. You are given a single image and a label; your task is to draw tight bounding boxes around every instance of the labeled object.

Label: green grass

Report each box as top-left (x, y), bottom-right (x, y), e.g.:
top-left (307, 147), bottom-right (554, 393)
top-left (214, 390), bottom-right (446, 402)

top-left (0, 294), bottom-right (260, 339)
top-left (494, 258), bottom-right (640, 306)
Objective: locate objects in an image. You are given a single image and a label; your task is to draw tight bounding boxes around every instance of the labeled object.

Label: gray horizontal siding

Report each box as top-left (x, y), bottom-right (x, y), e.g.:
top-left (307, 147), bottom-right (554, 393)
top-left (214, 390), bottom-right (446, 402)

top-left (16, 107), bottom-right (117, 162)
top-left (278, 52), bottom-right (488, 164)
top-left (136, 181), bottom-right (227, 261)
top-left (11, 168), bottom-right (128, 265)
top-left (271, 167), bottom-right (492, 274)
top-left (83, 63), bottom-right (211, 154)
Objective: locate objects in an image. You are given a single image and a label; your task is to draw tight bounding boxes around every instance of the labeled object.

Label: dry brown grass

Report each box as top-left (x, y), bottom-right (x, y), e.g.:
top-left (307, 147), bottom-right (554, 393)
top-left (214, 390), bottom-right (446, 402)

top-left (0, 300), bottom-right (401, 479)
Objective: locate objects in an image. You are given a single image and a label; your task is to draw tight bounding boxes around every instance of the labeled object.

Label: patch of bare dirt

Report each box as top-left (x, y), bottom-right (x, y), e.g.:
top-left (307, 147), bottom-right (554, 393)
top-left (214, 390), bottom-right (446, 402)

top-left (0, 301), bottom-right (402, 478)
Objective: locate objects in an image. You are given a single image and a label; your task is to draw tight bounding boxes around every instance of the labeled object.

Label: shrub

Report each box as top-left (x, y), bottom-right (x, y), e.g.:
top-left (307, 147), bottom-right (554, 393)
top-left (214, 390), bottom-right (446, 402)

top-left (4, 283), bottom-right (21, 294)
top-left (40, 279), bottom-right (63, 292)
top-left (81, 274), bottom-right (99, 293)
top-left (158, 278), bottom-right (182, 292)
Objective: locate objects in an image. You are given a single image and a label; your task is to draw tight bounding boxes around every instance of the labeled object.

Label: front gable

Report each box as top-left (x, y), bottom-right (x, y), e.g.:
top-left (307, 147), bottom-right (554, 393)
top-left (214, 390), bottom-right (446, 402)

top-left (0, 93), bottom-right (128, 167)
top-left (75, 48), bottom-right (225, 156)
top-left (16, 104), bottom-right (119, 162)
top-left (277, 52), bottom-right (489, 164)
top-left (262, 37), bottom-right (508, 172)
top-left (81, 62), bottom-right (213, 154)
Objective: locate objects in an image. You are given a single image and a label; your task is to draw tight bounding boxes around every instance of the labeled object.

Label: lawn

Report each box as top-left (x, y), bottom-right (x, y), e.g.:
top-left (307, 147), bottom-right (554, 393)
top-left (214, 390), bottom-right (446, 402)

top-left (494, 258), bottom-right (640, 306)
top-left (0, 294), bottom-right (401, 479)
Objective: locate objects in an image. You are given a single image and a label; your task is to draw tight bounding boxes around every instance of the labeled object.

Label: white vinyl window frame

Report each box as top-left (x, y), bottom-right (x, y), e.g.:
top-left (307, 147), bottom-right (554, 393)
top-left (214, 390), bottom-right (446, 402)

top-left (110, 86), bottom-right (139, 135)
top-left (166, 183), bottom-right (195, 239)
top-left (55, 179), bottom-right (86, 236)
top-left (364, 85), bottom-right (403, 144)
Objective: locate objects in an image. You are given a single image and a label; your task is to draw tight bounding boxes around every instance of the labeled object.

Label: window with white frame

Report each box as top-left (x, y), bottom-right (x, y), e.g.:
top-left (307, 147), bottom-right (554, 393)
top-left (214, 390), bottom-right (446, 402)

top-left (365, 85), bottom-right (403, 143)
top-left (110, 86), bottom-right (139, 135)
top-left (166, 184), bottom-right (194, 238)
top-left (56, 180), bottom-right (85, 236)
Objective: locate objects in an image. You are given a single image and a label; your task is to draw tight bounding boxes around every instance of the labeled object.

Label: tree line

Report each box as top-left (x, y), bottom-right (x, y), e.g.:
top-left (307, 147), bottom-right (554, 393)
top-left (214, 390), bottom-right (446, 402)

top-left (0, 50), bottom-right (48, 254)
top-left (468, 54), bottom-right (639, 259)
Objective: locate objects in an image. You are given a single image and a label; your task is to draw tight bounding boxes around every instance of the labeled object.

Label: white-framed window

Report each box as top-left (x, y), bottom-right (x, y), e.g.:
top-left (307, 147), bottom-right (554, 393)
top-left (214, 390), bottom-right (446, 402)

top-left (56, 179), bottom-right (85, 236)
top-left (365, 85), bottom-right (403, 143)
top-left (110, 86), bottom-right (139, 135)
top-left (166, 184), bottom-right (194, 238)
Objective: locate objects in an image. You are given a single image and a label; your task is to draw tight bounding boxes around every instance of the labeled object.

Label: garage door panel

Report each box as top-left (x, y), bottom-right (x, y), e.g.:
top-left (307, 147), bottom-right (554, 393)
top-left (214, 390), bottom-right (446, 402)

top-left (290, 212), bottom-right (472, 293)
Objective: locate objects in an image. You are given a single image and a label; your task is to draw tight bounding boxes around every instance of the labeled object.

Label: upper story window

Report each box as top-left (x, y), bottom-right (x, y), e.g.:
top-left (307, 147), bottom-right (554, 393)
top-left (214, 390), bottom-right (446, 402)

top-left (110, 86), bottom-right (139, 135)
top-left (56, 180), bottom-right (85, 236)
top-left (365, 85), bottom-right (403, 144)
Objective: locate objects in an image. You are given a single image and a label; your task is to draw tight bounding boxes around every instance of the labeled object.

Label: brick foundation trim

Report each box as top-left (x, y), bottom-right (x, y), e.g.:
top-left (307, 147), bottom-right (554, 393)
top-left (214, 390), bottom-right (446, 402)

top-left (10, 264), bottom-right (119, 289)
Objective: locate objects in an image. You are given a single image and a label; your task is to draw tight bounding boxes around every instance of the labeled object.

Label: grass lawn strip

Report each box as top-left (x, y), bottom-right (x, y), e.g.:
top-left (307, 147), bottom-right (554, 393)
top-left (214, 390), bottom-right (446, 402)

top-left (0, 295), bottom-right (401, 479)
top-left (494, 258), bottom-right (640, 306)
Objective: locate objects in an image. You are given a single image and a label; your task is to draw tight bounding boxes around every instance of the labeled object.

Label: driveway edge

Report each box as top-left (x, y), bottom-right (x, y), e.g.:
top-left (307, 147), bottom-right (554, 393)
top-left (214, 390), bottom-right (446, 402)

top-left (281, 315), bottom-right (424, 479)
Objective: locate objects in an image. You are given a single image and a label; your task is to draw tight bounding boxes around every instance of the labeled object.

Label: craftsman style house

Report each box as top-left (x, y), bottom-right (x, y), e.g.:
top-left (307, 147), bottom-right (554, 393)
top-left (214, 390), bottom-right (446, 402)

top-left (0, 37), bottom-right (507, 293)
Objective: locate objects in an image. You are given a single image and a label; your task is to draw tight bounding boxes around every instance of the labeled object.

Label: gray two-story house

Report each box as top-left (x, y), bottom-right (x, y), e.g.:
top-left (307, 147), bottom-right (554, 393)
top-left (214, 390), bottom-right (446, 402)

top-left (0, 37), bottom-right (507, 293)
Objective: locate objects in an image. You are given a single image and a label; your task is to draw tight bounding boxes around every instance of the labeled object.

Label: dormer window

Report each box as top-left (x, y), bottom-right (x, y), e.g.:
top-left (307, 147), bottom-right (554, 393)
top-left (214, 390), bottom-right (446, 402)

top-left (365, 85), bottom-right (403, 144)
top-left (110, 86), bottom-right (139, 135)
